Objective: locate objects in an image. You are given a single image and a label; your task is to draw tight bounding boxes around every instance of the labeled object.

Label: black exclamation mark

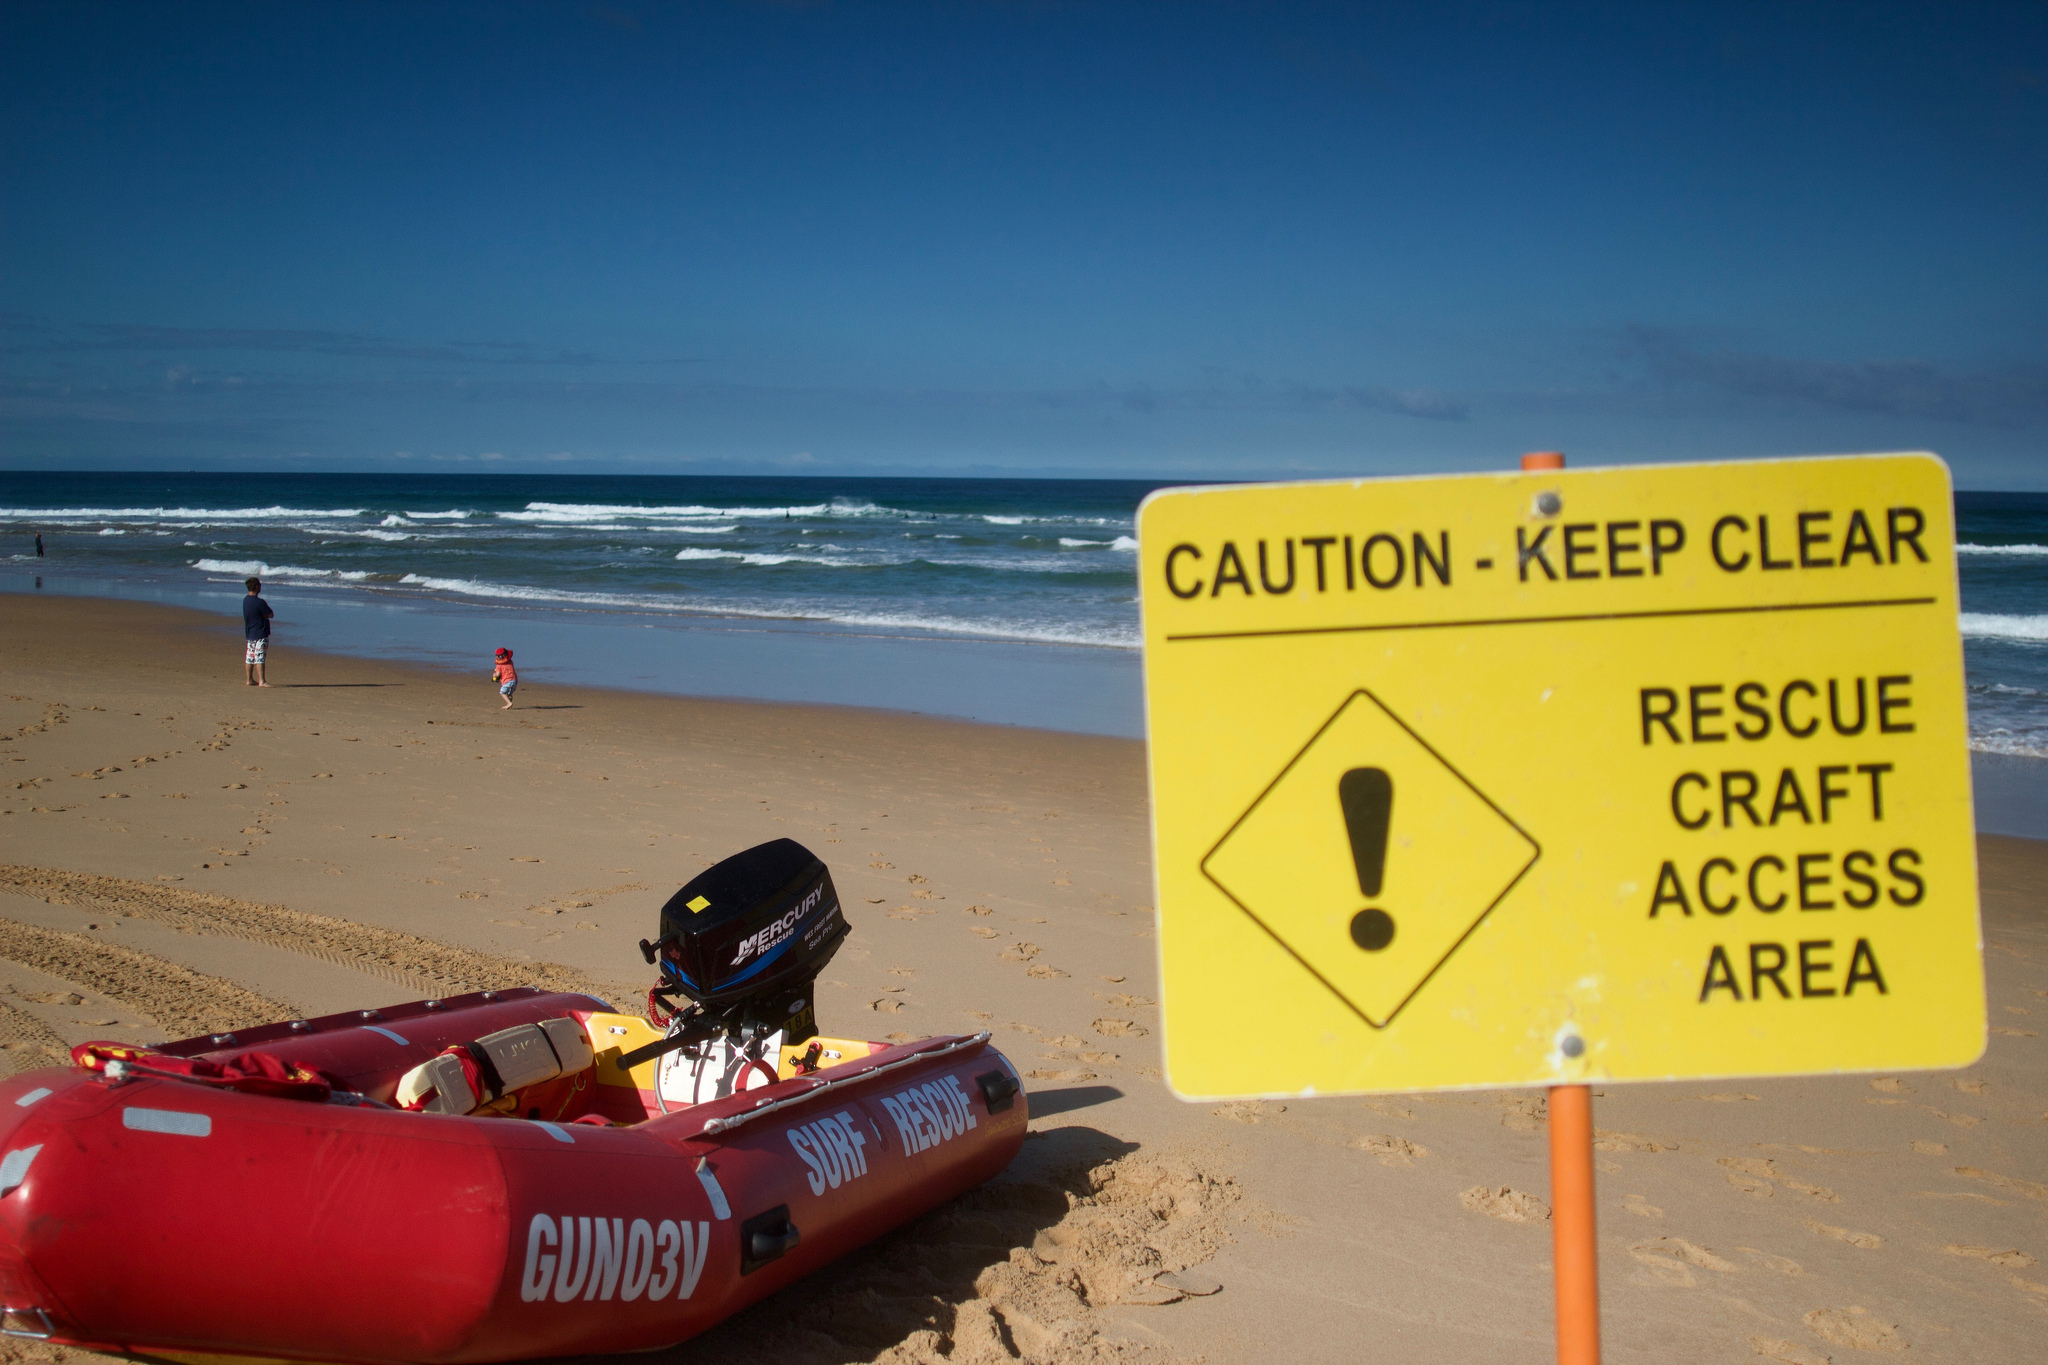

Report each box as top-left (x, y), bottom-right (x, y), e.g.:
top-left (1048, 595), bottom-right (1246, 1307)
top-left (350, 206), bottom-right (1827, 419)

top-left (1339, 767), bottom-right (1395, 952)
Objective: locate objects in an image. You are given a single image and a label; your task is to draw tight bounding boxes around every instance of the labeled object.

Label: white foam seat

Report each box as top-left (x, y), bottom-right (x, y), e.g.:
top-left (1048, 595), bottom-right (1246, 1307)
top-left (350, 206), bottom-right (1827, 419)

top-left (396, 1017), bottom-right (597, 1115)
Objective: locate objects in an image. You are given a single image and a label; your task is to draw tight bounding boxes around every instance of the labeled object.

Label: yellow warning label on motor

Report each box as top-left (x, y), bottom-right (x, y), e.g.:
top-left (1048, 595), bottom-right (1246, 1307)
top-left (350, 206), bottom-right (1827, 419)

top-left (1140, 452), bottom-right (1983, 1097)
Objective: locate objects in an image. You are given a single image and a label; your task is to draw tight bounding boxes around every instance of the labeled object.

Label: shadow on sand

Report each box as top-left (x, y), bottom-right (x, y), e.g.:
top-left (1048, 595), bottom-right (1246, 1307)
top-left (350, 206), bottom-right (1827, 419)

top-left (549, 1124), bottom-right (1139, 1365)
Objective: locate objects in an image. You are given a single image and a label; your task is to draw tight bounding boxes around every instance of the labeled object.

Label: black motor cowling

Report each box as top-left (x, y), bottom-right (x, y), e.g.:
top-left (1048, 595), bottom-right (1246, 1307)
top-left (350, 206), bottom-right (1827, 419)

top-left (644, 838), bottom-right (849, 1042)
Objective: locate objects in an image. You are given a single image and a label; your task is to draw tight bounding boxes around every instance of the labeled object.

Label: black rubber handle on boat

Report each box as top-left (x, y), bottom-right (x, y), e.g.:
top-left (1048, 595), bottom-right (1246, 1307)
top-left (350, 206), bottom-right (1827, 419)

top-left (617, 1031), bottom-right (697, 1071)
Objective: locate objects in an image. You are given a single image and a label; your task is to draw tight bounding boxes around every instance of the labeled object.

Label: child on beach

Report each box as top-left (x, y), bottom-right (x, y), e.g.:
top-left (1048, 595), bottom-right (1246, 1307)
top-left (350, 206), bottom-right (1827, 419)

top-left (491, 647), bottom-right (517, 708)
top-left (243, 577), bottom-right (274, 687)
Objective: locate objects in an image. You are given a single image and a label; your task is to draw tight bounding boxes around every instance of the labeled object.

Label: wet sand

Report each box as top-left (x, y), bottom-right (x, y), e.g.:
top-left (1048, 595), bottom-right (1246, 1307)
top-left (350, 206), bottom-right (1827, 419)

top-left (3, 593), bottom-right (2046, 1364)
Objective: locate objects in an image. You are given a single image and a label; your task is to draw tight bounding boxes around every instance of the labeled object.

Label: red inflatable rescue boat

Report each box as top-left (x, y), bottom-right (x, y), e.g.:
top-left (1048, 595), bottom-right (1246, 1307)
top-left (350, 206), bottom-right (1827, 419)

top-left (0, 839), bottom-right (1029, 1362)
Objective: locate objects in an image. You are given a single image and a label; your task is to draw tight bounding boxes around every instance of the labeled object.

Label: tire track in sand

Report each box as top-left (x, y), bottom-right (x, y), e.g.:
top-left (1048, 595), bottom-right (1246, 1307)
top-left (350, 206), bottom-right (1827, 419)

top-left (0, 998), bottom-right (73, 1075)
top-left (0, 918), bottom-right (293, 1039)
top-left (0, 863), bottom-right (608, 1003)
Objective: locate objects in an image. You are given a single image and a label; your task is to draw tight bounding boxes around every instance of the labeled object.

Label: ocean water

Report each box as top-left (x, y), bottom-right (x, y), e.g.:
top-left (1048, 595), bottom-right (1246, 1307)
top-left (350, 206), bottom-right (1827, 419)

top-left (1, 473), bottom-right (2043, 753)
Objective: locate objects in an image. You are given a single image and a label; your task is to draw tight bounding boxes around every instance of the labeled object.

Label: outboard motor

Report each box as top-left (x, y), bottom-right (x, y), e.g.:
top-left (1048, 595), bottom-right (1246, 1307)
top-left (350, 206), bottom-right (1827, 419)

top-left (631, 838), bottom-right (851, 1106)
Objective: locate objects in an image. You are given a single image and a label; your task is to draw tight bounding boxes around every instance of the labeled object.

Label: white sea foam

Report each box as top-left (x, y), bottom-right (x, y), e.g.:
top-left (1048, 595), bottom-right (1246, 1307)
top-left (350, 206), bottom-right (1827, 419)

top-left (674, 548), bottom-right (862, 567)
top-left (1970, 732), bottom-right (2048, 757)
top-left (499, 501), bottom-right (867, 524)
top-left (1960, 612), bottom-right (2048, 642)
top-left (191, 558), bottom-right (370, 581)
top-left (1060, 538), bottom-right (1108, 547)
top-left (984, 515), bottom-right (1027, 525)
top-left (97, 528), bottom-right (127, 535)
top-left (1111, 535), bottom-right (1138, 551)
top-left (824, 609), bottom-right (1139, 649)
top-left (377, 570), bottom-right (1138, 647)
top-left (402, 510), bottom-right (472, 520)
top-left (396, 574), bottom-right (649, 608)
top-left (1958, 543), bottom-right (2048, 556)
top-left (351, 530), bottom-right (411, 542)
top-left (1, 506), bottom-right (363, 521)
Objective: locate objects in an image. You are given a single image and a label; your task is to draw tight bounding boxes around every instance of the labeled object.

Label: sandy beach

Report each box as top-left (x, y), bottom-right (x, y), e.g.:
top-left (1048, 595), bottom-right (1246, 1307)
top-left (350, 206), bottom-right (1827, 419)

top-left (3, 592), bottom-right (2045, 1365)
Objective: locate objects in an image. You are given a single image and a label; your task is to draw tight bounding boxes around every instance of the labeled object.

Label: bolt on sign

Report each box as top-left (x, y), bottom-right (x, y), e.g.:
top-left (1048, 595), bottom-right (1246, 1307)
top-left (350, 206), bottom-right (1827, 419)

top-left (1139, 453), bottom-right (1983, 1097)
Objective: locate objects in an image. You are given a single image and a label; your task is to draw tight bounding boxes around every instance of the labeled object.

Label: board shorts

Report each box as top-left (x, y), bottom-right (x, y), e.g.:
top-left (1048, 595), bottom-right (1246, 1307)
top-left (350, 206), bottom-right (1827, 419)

top-left (245, 638), bottom-right (267, 664)
top-left (499, 680), bottom-right (517, 696)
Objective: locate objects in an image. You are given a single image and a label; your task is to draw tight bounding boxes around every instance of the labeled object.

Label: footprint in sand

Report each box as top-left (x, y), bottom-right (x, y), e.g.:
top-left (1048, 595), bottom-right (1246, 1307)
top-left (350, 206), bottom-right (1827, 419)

top-left (1458, 1186), bottom-right (1549, 1223)
top-left (1943, 1244), bottom-right (2035, 1268)
top-left (1214, 1100), bottom-right (1284, 1124)
top-left (969, 927), bottom-right (999, 938)
top-left (999, 942), bottom-right (1041, 962)
top-left (1354, 1134), bottom-right (1428, 1167)
top-left (1025, 965), bottom-right (1069, 980)
top-left (965, 904), bottom-right (993, 916)
top-left (1093, 1017), bottom-right (1146, 1038)
top-left (887, 967), bottom-right (916, 978)
top-left (870, 998), bottom-right (905, 1014)
top-left (1954, 1166), bottom-right (2048, 1200)
top-left (963, 1010), bottom-right (993, 1021)
top-left (1623, 1195), bottom-right (1663, 1218)
top-left (1747, 1336), bottom-right (1829, 1365)
top-left (1640, 1237), bottom-right (1736, 1272)
top-left (1595, 1131), bottom-right (1678, 1153)
top-left (1870, 1076), bottom-right (1911, 1093)
top-left (1628, 1238), bottom-right (1734, 1287)
top-left (1735, 1247), bottom-right (1803, 1275)
top-left (1717, 1159), bottom-right (1834, 1202)
top-left (1803, 1307), bottom-right (1904, 1352)
top-left (1806, 1220), bottom-right (1883, 1248)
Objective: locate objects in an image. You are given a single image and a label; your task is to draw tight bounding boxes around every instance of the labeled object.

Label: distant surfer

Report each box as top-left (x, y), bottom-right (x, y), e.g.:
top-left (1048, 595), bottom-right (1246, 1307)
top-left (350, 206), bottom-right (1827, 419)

top-left (34, 533), bottom-right (43, 556)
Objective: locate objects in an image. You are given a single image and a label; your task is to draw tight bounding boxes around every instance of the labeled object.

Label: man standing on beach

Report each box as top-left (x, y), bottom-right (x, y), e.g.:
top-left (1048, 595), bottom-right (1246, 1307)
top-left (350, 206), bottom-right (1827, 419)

top-left (243, 577), bottom-right (274, 687)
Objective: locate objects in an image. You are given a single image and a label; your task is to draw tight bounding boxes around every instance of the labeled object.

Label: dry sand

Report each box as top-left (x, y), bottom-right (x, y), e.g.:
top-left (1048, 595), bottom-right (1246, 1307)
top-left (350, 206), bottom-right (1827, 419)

top-left (2, 592), bottom-right (2045, 1364)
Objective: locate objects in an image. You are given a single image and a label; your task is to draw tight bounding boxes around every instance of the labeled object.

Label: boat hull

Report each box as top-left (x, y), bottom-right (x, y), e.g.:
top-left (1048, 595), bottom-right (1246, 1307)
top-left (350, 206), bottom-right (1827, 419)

top-left (0, 991), bottom-right (1026, 1363)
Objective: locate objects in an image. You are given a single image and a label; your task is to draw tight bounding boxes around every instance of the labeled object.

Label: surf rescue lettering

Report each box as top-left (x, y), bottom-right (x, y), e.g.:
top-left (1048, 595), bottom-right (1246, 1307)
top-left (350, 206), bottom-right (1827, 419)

top-left (519, 1214), bottom-right (709, 1303)
top-left (787, 1109), bottom-right (870, 1194)
top-left (878, 1076), bottom-right (978, 1155)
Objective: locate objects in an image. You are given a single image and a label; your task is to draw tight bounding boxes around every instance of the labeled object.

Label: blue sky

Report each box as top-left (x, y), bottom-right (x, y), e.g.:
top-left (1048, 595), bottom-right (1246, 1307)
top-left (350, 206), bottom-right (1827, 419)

top-left (4, 1), bottom-right (2046, 485)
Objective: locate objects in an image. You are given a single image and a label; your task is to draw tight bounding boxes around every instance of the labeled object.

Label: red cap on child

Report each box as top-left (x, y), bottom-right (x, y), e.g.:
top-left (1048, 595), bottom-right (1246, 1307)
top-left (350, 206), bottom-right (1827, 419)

top-left (495, 648), bottom-right (510, 658)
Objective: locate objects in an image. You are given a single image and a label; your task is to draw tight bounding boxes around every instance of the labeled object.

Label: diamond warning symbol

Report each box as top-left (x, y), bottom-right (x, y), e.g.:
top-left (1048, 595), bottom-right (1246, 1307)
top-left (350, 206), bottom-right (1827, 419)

top-left (1201, 689), bottom-right (1540, 1029)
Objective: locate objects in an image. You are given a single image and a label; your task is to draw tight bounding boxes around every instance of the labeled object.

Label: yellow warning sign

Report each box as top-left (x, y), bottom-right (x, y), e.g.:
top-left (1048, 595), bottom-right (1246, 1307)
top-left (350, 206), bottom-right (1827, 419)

top-left (1141, 453), bottom-right (1983, 1097)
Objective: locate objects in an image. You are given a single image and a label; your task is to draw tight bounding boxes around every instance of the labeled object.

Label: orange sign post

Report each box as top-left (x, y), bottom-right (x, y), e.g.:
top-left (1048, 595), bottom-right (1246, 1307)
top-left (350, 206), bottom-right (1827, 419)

top-left (1522, 450), bottom-right (1601, 1365)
